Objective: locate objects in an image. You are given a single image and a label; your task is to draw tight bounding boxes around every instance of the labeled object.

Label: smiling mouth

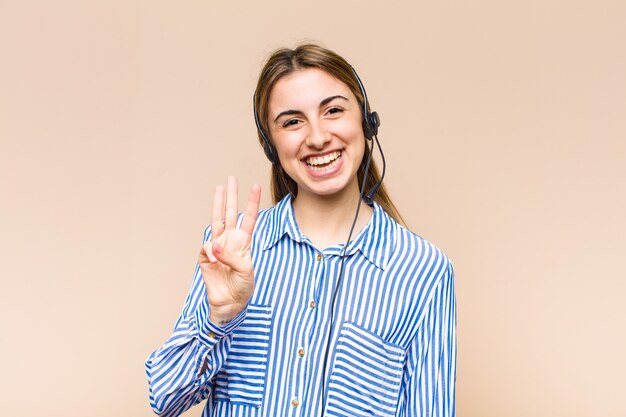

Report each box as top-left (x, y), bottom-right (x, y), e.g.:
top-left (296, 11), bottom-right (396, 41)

top-left (305, 151), bottom-right (342, 171)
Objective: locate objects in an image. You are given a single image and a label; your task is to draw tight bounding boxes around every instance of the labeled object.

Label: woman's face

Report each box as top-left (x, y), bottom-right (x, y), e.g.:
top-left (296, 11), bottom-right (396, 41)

top-left (267, 68), bottom-right (365, 200)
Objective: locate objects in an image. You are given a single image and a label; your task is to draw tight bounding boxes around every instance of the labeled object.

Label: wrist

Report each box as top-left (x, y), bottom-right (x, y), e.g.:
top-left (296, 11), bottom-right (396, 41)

top-left (209, 303), bottom-right (247, 326)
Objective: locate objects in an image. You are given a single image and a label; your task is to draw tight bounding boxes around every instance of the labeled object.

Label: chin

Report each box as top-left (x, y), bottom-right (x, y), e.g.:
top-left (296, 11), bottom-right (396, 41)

top-left (297, 176), bottom-right (359, 199)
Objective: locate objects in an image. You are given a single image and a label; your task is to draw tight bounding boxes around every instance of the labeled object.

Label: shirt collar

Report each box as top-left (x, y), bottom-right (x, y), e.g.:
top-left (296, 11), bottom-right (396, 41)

top-left (262, 194), bottom-right (396, 271)
top-left (261, 194), bottom-right (303, 250)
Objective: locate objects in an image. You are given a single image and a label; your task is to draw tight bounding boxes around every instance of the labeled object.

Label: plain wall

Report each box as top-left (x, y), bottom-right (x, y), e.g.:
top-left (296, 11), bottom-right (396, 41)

top-left (1, 1), bottom-right (624, 416)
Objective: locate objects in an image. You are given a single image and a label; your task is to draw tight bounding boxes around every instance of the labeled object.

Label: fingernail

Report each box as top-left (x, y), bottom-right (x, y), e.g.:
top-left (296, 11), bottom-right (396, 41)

top-left (213, 242), bottom-right (222, 255)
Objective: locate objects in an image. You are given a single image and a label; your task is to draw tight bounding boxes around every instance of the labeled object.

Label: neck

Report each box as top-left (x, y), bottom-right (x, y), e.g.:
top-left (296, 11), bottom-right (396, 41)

top-left (292, 182), bottom-right (373, 251)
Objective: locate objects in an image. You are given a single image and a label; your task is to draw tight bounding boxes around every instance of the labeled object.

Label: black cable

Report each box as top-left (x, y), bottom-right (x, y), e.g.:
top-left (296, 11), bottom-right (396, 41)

top-left (319, 134), bottom-right (377, 415)
top-left (364, 133), bottom-right (386, 204)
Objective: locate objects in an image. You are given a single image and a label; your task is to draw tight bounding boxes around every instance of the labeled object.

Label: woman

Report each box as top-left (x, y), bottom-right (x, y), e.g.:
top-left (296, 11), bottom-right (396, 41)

top-left (146, 44), bottom-right (456, 417)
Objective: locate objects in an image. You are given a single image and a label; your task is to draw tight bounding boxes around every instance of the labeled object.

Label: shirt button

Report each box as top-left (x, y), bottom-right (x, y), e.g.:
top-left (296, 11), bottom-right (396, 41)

top-left (309, 300), bottom-right (316, 308)
top-left (291, 398), bottom-right (299, 407)
top-left (208, 332), bottom-right (216, 338)
top-left (298, 348), bottom-right (305, 357)
top-left (316, 254), bottom-right (322, 261)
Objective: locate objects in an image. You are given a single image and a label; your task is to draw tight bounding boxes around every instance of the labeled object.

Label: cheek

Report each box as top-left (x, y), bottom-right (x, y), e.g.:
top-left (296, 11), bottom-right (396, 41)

top-left (341, 126), bottom-right (366, 155)
top-left (336, 116), bottom-right (365, 141)
top-left (273, 132), bottom-right (303, 158)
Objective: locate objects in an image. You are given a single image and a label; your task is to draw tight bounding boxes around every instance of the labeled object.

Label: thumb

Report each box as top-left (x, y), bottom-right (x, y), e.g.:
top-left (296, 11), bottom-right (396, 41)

top-left (212, 241), bottom-right (248, 273)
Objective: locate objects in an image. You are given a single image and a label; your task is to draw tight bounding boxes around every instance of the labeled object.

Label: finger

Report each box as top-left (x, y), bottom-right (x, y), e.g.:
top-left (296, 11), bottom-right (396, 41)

top-left (224, 176), bottom-right (238, 230)
top-left (211, 185), bottom-right (225, 239)
top-left (240, 184), bottom-right (261, 235)
top-left (213, 241), bottom-right (248, 273)
top-left (201, 242), bottom-right (218, 264)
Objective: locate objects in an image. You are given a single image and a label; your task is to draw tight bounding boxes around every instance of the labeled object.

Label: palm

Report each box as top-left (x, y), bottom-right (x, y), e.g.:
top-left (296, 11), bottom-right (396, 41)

top-left (198, 177), bottom-right (261, 324)
top-left (200, 227), bottom-right (253, 305)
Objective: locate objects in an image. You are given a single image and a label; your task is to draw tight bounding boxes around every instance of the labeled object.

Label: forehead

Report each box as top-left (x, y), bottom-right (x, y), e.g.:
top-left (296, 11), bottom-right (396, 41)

top-left (268, 68), bottom-right (355, 113)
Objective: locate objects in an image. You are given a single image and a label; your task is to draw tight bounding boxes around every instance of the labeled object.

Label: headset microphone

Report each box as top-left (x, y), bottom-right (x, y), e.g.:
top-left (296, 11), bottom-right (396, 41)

top-left (363, 133), bottom-right (386, 205)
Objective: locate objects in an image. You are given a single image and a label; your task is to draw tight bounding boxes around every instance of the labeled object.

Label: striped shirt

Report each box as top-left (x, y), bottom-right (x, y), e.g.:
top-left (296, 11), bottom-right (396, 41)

top-left (146, 195), bottom-right (456, 417)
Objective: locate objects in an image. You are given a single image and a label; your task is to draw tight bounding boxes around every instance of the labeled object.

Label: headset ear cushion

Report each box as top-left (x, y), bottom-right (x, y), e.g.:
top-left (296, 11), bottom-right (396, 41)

top-left (367, 111), bottom-right (380, 137)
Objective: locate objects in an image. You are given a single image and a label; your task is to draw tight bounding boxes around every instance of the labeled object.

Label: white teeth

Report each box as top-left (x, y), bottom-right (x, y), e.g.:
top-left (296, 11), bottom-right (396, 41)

top-left (310, 157), bottom-right (340, 171)
top-left (306, 151), bottom-right (341, 167)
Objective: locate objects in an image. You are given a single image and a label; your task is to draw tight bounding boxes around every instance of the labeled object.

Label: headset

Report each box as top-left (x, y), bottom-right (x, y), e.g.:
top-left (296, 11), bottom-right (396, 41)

top-left (253, 65), bottom-right (387, 412)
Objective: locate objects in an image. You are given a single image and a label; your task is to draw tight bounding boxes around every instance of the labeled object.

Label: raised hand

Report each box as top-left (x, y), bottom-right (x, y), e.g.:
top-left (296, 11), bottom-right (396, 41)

top-left (199, 176), bottom-right (261, 326)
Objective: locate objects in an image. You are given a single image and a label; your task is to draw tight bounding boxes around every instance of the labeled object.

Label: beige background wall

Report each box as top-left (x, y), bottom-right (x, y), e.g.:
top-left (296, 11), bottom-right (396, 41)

top-left (1, 1), bottom-right (624, 416)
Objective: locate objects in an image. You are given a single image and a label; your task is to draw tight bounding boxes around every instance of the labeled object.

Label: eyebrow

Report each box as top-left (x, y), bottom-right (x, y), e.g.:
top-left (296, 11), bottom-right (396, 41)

top-left (273, 95), bottom-right (349, 123)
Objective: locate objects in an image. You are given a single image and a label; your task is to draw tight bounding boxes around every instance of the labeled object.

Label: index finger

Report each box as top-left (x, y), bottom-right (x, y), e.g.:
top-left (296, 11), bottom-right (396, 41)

top-left (239, 184), bottom-right (261, 235)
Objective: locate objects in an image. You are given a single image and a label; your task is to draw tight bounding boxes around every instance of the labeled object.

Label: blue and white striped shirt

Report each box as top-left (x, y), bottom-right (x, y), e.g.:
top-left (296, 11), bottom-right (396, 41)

top-left (146, 195), bottom-right (456, 417)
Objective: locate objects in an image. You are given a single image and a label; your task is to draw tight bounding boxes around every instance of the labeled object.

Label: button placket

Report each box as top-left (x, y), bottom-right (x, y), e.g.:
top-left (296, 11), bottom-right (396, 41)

top-left (291, 250), bottom-right (322, 413)
top-left (309, 252), bottom-right (322, 310)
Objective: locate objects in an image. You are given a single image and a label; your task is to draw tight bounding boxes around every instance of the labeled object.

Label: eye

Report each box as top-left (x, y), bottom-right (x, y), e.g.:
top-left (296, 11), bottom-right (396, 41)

top-left (282, 118), bottom-right (302, 128)
top-left (326, 106), bottom-right (344, 116)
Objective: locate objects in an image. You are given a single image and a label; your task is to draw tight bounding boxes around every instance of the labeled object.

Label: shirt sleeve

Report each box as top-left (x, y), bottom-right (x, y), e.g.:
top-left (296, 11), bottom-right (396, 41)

top-left (145, 228), bottom-right (248, 417)
top-left (403, 261), bottom-right (457, 417)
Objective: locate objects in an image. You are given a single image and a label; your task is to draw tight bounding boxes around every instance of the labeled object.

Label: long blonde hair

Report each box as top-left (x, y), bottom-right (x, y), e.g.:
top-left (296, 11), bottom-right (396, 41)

top-left (254, 43), bottom-right (406, 226)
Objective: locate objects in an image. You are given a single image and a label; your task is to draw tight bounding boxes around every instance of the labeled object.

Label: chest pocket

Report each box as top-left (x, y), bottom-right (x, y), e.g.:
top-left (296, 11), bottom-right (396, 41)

top-left (326, 322), bottom-right (406, 417)
top-left (213, 305), bottom-right (272, 407)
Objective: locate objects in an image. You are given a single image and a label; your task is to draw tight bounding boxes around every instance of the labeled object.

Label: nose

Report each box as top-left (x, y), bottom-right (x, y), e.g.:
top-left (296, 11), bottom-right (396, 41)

top-left (305, 120), bottom-right (330, 150)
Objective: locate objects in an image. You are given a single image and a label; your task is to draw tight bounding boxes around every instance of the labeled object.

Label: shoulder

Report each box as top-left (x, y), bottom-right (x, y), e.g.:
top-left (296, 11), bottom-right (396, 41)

top-left (380, 208), bottom-right (453, 284)
top-left (398, 223), bottom-right (451, 265)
